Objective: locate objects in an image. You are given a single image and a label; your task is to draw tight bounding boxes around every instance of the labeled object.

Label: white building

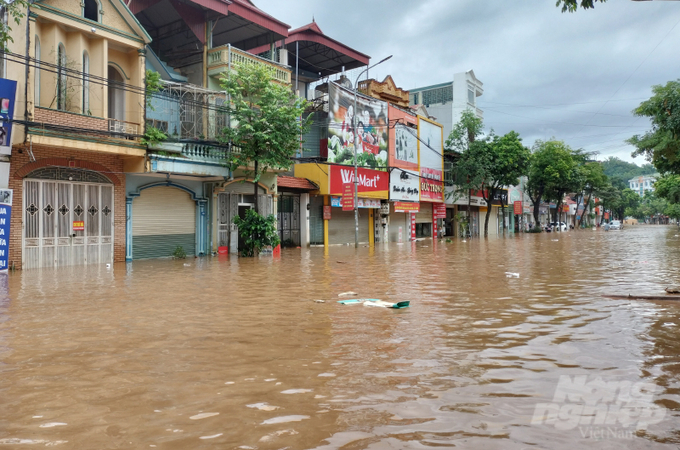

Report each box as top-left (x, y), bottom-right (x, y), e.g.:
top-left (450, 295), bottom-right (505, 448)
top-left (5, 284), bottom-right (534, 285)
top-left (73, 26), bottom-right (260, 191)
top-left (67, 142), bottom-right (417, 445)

top-left (628, 175), bottom-right (657, 196)
top-left (408, 70), bottom-right (483, 141)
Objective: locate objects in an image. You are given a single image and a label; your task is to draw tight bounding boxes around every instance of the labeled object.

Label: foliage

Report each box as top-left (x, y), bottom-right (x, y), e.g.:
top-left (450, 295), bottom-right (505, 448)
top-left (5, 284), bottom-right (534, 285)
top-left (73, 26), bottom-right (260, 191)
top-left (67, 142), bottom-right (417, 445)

top-left (457, 130), bottom-right (530, 236)
top-left (556, 0), bottom-right (606, 12)
top-left (219, 63), bottom-right (310, 208)
top-left (141, 126), bottom-right (167, 146)
top-left (600, 156), bottom-right (655, 187)
top-left (526, 140), bottom-right (577, 226)
top-left (0, 0), bottom-right (28, 52)
top-left (576, 160), bottom-right (608, 227)
top-left (233, 209), bottom-right (280, 257)
top-left (627, 80), bottom-right (680, 174)
top-left (172, 246), bottom-right (187, 259)
top-left (145, 70), bottom-right (163, 111)
top-left (636, 191), bottom-right (667, 221)
top-left (654, 174), bottom-right (680, 204)
top-left (664, 203), bottom-right (680, 221)
top-left (445, 109), bottom-right (484, 155)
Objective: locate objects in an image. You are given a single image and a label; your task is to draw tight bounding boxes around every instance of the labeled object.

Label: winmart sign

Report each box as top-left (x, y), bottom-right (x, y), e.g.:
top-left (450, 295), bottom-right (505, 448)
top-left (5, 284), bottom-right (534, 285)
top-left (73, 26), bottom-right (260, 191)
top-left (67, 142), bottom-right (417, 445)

top-left (330, 165), bottom-right (388, 197)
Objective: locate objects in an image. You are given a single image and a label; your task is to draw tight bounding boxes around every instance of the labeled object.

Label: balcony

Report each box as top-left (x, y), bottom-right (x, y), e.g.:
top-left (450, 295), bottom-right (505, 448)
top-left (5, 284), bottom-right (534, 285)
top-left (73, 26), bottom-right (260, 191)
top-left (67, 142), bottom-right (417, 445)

top-left (147, 142), bottom-right (231, 177)
top-left (207, 45), bottom-right (291, 85)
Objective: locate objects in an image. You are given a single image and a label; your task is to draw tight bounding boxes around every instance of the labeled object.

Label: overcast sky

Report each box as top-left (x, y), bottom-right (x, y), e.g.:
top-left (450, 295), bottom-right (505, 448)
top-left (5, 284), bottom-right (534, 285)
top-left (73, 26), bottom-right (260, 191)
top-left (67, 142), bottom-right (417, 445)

top-left (254, 0), bottom-right (679, 165)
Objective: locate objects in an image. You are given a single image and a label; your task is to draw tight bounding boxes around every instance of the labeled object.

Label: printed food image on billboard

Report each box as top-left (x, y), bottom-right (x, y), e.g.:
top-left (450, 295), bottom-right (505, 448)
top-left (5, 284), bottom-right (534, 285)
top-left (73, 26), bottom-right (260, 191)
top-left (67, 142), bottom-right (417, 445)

top-left (327, 81), bottom-right (388, 169)
top-left (388, 104), bottom-right (418, 171)
top-left (418, 117), bottom-right (444, 202)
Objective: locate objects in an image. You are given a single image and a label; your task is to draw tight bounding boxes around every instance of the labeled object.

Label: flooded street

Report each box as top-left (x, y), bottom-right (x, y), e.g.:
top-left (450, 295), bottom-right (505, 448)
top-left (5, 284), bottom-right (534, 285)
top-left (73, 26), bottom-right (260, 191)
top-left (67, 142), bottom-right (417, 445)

top-left (1, 226), bottom-right (680, 449)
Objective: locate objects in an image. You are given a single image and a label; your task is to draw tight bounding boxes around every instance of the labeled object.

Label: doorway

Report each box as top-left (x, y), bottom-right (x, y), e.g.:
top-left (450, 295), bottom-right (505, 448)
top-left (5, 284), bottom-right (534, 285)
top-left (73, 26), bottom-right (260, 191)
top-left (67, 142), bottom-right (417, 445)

top-left (237, 203), bottom-right (253, 250)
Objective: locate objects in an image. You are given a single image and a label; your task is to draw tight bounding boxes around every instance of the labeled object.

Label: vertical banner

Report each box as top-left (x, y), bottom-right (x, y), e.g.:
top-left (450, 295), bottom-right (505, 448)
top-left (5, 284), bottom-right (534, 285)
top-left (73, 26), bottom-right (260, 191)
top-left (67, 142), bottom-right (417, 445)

top-left (410, 212), bottom-right (416, 241)
top-left (0, 79), bottom-right (18, 155)
top-left (514, 201), bottom-right (522, 215)
top-left (0, 189), bottom-right (12, 272)
top-left (341, 183), bottom-right (354, 211)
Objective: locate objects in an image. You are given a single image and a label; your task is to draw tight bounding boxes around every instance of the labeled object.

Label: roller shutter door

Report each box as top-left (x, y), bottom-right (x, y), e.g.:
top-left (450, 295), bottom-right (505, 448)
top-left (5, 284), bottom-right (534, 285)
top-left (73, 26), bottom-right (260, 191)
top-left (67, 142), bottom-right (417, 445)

top-left (132, 186), bottom-right (196, 259)
top-left (328, 208), bottom-right (370, 245)
top-left (416, 202), bottom-right (433, 223)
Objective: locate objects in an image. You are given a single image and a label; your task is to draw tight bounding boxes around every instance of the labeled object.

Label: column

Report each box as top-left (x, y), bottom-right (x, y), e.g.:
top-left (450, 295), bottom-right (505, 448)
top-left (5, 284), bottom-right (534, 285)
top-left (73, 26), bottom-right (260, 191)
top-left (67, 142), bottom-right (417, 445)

top-left (125, 197), bottom-right (133, 261)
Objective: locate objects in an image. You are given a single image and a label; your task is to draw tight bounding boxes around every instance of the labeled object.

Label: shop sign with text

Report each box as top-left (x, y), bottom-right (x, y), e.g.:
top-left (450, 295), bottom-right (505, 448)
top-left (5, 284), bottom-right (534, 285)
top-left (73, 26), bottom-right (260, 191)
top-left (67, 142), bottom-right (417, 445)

top-left (390, 168), bottom-right (419, 202)
top-left (331, 197), bottom-right (381, 208)
top-left (433, 203), bottom-right (446, 219)
top-left (394, 202), bottom-right (419, 213)
top-left (420, 167), bottom-right (444, 202)
top-left (330, 165), bottom-right (388, 198)
top-left (514, 201), bottom-right (522, 215)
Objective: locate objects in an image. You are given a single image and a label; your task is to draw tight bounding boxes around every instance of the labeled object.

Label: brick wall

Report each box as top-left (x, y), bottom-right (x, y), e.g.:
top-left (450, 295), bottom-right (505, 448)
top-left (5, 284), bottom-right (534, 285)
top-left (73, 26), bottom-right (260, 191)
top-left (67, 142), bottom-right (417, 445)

top-left (9, 144), bottom-right (127, 269)
top-left (34, 107), bottom-right (108, 132)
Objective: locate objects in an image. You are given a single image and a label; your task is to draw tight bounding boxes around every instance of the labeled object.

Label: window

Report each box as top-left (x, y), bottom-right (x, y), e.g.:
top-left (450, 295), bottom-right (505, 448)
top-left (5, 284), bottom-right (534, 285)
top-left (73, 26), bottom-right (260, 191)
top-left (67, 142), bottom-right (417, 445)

top-left (83, 0), bottom-right (99, 22)
top-left (82, 51), bottom-right (89, 114)
top-left (468, 88), bottom-right (475, 105)
top-left (57, 44), bottom-right (67, 110)
top-left (35, 36), bottom-right (40, 106)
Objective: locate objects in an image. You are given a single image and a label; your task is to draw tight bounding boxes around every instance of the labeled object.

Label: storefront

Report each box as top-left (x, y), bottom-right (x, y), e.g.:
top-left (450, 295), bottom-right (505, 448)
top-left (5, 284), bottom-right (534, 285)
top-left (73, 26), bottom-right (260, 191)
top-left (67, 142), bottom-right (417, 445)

top-left (294, 163), bottom-right (388, 248)
top-left (418, 116), bottom-right (445, 239)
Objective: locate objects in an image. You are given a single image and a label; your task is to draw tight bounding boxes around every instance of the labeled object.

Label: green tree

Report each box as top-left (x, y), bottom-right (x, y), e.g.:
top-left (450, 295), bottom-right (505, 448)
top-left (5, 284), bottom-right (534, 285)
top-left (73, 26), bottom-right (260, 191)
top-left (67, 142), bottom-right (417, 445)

top-left (577, 161), bottom-right (608, 228)
top-left (445, 109), bottom-right (485, 227)
top-left (654, 174), bottom-right (680, 204)
top-left (601, 156), bottom-right (655, 189)
top-left (526, 140), bottom-right (577, 229)
top-left (458, 131), bottom-right (530, 237)
top-left (233, 209), bottom-right (280, 257)
top-left (627, 80), bottom-right (680, 174)
top-left (0, 0), bottom-right (28, 52)
top-left (664, 203), bottom-right (680, 223)
top-left (617, 188), bottom-right (641, 220)
top-left (219, 63), bottom-right (310, 212)
top-left (556, 0), bottom-right (605, 12)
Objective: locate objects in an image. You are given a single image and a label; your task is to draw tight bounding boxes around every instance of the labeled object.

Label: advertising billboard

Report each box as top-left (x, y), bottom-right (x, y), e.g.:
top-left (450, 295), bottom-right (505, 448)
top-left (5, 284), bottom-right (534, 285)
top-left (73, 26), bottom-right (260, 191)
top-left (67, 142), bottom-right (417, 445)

top-left (418, 117), bottom-right (444, 202)
top-left (0, 79), bottom-right (18, 156)
top-left (327, 81), bottom-right (388, 169)
top-left (329, 164), bottom-right (389, 199)
top-left (388, 104), bottom-right (418, 171)
top-left (0, 189), bottom-right (12, 272)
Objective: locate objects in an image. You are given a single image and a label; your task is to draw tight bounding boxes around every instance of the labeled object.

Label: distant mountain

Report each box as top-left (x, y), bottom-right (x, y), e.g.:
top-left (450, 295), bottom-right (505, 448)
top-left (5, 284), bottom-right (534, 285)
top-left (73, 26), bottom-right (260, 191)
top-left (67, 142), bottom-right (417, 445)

top-left (601, 157), bottom-right (656, 189)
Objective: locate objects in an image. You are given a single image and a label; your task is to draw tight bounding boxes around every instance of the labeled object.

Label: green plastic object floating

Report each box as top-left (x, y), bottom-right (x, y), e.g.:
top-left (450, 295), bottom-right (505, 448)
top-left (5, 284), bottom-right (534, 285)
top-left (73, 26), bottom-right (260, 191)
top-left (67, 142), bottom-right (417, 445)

top-left (337, 299), bottom-right (410, 309)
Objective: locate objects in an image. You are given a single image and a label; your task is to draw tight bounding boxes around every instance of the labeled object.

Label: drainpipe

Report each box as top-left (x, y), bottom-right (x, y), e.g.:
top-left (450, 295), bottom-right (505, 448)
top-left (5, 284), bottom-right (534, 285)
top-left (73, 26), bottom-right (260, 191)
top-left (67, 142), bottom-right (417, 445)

top-left (23, 1), bottom-right (32, 142)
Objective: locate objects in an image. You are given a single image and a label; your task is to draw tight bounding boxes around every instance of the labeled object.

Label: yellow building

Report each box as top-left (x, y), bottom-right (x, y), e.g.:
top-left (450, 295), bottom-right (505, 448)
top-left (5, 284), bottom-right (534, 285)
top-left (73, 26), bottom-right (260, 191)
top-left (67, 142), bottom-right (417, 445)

top-left (4, 0), bottom-right (151, 269)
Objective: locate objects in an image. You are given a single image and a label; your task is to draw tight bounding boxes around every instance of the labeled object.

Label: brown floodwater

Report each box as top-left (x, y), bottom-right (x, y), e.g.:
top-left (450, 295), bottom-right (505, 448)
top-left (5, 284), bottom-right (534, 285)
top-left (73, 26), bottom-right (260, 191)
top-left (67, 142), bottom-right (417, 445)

top-left (1, 226), bottom-right (680, 449)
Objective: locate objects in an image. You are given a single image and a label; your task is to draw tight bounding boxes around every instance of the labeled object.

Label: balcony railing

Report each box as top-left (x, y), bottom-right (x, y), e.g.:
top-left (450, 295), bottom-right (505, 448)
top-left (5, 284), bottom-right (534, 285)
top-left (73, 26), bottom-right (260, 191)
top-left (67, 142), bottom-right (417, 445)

top-left (181, 142), bottom-right (228, 161)
top-left (109, 119), bottom-right (139, 136)
top-left (207, 45), bottom-right (291, 84)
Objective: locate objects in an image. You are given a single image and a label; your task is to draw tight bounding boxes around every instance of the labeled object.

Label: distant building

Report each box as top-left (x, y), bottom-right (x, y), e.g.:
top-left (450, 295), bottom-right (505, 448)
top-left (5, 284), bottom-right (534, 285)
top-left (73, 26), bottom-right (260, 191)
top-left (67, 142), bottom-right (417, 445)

top-left (408, 70), bottom-right (483, 140)
top-left (628, 175), bottom-right (657, 196)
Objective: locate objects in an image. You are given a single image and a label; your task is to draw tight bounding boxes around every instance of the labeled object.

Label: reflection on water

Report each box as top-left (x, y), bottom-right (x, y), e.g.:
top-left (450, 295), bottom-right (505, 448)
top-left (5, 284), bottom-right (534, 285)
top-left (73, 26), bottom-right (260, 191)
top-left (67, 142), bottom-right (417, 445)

top-left (1, 227), bottom-right (679, 449)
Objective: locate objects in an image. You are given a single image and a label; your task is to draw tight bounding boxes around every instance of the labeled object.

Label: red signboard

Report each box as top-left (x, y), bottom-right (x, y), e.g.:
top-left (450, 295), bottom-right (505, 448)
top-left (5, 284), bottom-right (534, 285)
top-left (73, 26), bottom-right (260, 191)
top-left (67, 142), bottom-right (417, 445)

top-left (433, 203), bottom-right (446, 219)
top-left (341, 183), bottom-right (354, 211)
top-left (329, 165), bottom-right (389, 197)
top-left (604, 212), bottom-right (609, 220)
top-left (73, 221), bottom-right (84, 231)
top-left (323, 205), bottom-right (332, 220)
top-left (394, 201), bottom-right (419, 213)
top-left (420, 167), bottom-right (444, 202)
top-left (514, 201), bottom-right (522, 215)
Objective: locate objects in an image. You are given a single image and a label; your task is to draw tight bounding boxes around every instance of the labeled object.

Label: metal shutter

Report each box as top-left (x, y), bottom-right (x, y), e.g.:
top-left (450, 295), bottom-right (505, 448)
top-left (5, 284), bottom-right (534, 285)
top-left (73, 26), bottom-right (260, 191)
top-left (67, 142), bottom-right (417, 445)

top-left (416, 202), bottom-right (433, 223)
top-left (132, 186), bottom-right (196, 259)
top-left (328, 208), bottom-right (369, 245)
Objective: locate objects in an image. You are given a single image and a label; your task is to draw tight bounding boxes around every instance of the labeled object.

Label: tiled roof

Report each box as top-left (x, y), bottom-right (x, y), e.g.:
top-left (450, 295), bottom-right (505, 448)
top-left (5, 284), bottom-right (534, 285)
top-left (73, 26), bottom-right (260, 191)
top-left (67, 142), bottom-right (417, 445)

top-left (277, 176), bottom-right (318, 191)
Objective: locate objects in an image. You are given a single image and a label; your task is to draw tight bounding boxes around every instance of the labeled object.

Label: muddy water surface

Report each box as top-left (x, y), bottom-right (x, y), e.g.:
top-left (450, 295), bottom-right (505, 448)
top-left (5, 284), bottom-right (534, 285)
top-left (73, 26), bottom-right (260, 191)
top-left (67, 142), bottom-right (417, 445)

top-left (1, 226), bottom-right (680, 449)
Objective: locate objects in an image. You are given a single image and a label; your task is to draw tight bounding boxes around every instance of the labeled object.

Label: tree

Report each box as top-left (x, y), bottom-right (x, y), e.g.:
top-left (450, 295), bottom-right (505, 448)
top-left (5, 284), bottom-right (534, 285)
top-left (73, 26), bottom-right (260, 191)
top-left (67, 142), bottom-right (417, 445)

top-left (654, 174), bottom-right (680, 204)
top-left (445, 109), bottom-right (485, 228)
top-left (457, 131), bottom-right (530, 237)
top-left (556, 0), bottom-right (605, 12)
top-left (219, 63), bottom-right (310, 212)
top-left (627, 80), bottom-right (680, 175)
top-left (233, 209), bottom-right (280, 257)
top-left (526, 140), bottom-right (576, 229)
top-left (0, 0), bottom-right (28, 52)
top-left (577, 161), bottom-right (608, 228)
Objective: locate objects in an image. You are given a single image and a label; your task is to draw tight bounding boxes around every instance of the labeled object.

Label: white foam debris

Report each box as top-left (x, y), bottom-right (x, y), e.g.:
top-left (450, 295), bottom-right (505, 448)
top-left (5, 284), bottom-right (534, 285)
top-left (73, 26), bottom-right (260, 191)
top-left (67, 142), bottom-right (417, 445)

top-left (264, 378), bottom-right (276, 382)
top-left (189, 413), bottom-right (219, 420)
top-left (314, 395), bottom-right (326, 399)
top-left (338, 292), bottom-right (358, 297)
top-left (32, 416), bottom-right (43, 419)
top-left (261, 415), bottom-right (310, 425)
top-left (504, 272), bottom-right (520, 278)
top-left (224, 381), bottom-right (235, 385)
top-left (244, 378), bottom-right (256, 381)
top-left (246, 403), bottom-right (279, 411)
top-left (0, 439), bottom-right (68, 445)
top-left (199, 434), bottom-right (223, 440)
top-left (39, 423), bottom-right (67, 428)
top-left (318, 373), bottom-right (336, 377)
top-left (275, 382), bottom-right (282, 385)
top-left (280, 389), bottom-right (312, 394)
top-left (153, 410), bottom-right (161, 413)
top-left (312, 362), bottom-right (321, 364)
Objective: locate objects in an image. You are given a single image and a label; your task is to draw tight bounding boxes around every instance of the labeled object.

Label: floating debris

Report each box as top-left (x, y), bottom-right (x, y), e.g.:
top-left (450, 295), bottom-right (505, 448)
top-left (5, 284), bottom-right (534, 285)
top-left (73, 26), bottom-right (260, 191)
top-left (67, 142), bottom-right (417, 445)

top-left (190, 412), bottom-right (219, 420)
top-left (505, 272), bottom-right (520, 278)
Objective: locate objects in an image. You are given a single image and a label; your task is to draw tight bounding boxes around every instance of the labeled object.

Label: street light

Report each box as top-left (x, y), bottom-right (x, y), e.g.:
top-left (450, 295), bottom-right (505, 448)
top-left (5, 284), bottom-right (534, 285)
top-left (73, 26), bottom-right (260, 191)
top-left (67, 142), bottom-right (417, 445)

top-left (352, 54), bottom-right (393, 248)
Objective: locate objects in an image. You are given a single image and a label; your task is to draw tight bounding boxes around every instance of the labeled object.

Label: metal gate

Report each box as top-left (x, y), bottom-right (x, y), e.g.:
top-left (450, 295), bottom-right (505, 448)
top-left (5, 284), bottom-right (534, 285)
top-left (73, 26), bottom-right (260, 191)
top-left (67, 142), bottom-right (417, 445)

top-left (277, 194), bottom-right (300, 246)
top-left (23, 179), bottom-right (114, 269)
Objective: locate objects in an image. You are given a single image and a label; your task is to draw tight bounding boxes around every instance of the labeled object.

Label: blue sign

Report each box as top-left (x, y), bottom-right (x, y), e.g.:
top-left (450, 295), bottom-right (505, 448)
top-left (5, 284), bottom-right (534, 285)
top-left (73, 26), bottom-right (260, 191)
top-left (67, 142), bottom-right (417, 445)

top-left (0, 78), bottom-right (18, 155)
top-left (0, 189), bottom-right (12, 272)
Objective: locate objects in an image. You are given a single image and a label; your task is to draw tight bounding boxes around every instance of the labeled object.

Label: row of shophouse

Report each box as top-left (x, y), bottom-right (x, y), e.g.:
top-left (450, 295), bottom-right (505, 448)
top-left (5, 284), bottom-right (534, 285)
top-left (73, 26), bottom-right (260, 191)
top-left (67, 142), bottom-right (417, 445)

top-left (0, 0), bottom-right (602, 270)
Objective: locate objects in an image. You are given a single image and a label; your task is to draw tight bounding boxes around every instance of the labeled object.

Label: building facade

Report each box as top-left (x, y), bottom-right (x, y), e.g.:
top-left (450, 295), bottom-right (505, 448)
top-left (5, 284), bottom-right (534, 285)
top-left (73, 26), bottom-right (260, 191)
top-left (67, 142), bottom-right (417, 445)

top-left (628, 175), bottom-right (657, 197)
